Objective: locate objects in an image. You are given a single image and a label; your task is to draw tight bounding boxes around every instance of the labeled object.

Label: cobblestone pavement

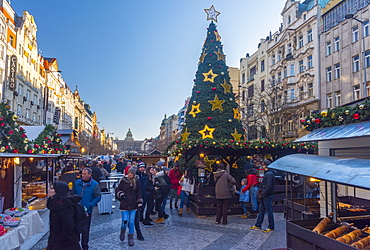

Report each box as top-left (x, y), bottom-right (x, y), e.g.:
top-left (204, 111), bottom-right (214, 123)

top-left (31, 200), bottom-right (287, 250)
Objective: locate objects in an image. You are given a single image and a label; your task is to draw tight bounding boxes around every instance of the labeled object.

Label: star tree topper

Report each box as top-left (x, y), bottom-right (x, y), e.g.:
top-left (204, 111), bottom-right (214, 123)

top-left (204, 5), bottom-right (221, 22)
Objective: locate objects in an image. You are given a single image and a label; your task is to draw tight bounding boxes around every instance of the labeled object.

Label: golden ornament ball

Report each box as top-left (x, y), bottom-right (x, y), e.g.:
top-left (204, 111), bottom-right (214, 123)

top-left (12, 115), bottom-right (18, 121)
top-left (345, 110), bottom-right (350, 115)
top-left (0, 146), bottom-right (5, 152)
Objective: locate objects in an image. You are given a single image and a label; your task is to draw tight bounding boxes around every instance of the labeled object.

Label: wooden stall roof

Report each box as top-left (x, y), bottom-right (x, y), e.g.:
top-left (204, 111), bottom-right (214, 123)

top-left (268, 154), bottom-right (370, 190)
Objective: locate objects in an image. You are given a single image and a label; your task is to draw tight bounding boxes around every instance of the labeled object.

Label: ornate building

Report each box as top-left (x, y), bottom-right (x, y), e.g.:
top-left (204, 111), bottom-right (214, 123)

top-left (114, 128), bottom-right (143, 154)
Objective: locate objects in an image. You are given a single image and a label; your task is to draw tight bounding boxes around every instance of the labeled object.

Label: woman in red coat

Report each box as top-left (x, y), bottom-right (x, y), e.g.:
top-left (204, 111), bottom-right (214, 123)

top-left (168, 162), bottom-right (182, 209)
top-left (242, 169), bottom-right (259, 216)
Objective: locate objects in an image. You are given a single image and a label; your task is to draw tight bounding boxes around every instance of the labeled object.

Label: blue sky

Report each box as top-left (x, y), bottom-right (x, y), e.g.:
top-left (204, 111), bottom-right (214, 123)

top-left (11, 0), bottom-right (286, 140)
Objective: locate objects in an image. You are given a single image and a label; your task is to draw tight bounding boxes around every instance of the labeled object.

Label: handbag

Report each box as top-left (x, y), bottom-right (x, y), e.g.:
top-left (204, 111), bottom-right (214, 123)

top-left (177, 185), bottom-right (182, 196)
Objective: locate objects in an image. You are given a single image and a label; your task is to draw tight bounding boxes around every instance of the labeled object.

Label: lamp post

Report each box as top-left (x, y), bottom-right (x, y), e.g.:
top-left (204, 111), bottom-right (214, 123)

top-left (345, 14), bottom-right (367, 98)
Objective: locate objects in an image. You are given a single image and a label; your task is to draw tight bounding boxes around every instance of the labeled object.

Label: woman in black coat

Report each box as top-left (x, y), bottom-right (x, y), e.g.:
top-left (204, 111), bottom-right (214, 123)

top-left (46, 181), bottom-right (81, 250)
top-left (115, 166), bottom-right (143, 246)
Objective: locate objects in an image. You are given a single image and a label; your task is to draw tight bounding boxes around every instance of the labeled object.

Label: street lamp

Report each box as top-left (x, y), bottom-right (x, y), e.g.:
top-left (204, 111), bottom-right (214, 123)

top-left (345, 14), bottom-right (367, 98)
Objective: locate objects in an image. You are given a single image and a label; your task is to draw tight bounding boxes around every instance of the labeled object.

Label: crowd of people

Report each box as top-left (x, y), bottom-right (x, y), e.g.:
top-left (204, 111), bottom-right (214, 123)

top-left (45, 157), bottom-right (276, 249)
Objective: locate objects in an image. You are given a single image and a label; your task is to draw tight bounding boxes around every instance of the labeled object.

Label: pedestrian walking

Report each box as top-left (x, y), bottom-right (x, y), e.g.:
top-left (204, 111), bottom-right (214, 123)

top-left (213, 163), bottom-right (236, 225)
top-left (90, 161), bottom-right (103, 183)
top-left (137, 163), bottom-right (148, 222)
top-left (153, 166), bottom-right (167, 224)
top-left (142, 166), bottom-right (155, 226)
top-left (178, 168), bottom-right (195, 216)
top-left (98, 162), bottom-right (110, 192)
top-left (242, 168), bottom-right (259, 217)
top-left (250, 159), bottom-right (275, 233)
top-left (236, 178), bottom-right (249, 219)
top-left (169, 162), bottom-right (182, 209)
top-left (46, 182), bottom-right (81, 250)
top-left (72, 168), bottom-right (102, 250)
top-left (161, 167), bottom-right (171, 219)
top-left (116, 158), bottom-right (125, 173)
top-left (115, 166), bottom-right (143, 246)
top-left (103, 160), bottom-right (111, 173)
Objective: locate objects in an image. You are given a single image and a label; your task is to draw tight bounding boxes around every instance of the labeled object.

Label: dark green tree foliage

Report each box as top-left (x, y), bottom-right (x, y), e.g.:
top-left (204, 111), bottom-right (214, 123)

top-left (181, 22), bottom-right (244, 145)
top-left (0, 103), bottom-right (30, 153)
top-left (32, 124), bottom-right (66, 154)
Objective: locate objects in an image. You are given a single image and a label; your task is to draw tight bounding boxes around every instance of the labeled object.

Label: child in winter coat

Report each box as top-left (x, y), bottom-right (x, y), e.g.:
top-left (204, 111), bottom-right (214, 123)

top-left (236, 178), bottom-right (250, 218)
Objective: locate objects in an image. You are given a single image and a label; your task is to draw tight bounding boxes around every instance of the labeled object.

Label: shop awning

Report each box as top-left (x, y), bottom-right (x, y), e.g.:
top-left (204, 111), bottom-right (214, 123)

top-left (268, 154), bottom-right (370, 190)
top-left (295, 121), bottom-right (370, 142)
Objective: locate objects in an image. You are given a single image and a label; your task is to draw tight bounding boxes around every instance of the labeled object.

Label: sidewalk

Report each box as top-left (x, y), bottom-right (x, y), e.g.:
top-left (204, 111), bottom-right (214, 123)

top-left (31, 200), bottom-right (287, 250)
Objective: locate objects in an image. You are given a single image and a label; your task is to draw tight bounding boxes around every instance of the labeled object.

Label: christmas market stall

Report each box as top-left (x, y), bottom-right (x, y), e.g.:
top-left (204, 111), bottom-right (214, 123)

top-left (268, 118), bottom-right (370, 249)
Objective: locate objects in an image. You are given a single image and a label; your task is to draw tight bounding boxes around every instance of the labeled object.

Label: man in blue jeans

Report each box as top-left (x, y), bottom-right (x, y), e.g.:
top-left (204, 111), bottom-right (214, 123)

top-left (250, 159), bottom-right (275, 233)
top-left (73, 168), bottom-right (101, 249)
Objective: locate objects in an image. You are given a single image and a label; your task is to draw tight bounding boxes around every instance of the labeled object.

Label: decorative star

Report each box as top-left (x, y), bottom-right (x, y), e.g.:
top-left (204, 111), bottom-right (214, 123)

top-left (214, 30), bottom-right (221, 41)
top-left (208, 94), bottom-right (225, 111)
top-left (233, 108), bottom-right (241, 120)
top-left (204, 5), bottom-right (221, 22)
top-left (198, 124), bottom-right (215, 139)
top-left (202, 69), bottom-right (218, 83)
top-left (181, 128), bottom-right (190, 142)
top-left (189, 103), bottom-right (201, 117)
top-left (221, 79), bottom-right (232, 94)
top-left (214, 48), bottom-right (226, 62)
top-left (199, 52), bottom-right (207, 64)
top-left (204, 156), bottom-right (216, 172)
top-left (231, 128), bottom-right (242, 141)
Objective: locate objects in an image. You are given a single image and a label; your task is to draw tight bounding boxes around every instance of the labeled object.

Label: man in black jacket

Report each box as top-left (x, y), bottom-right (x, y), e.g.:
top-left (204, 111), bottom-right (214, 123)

top-left (250, 159), bottom-right (275, 233)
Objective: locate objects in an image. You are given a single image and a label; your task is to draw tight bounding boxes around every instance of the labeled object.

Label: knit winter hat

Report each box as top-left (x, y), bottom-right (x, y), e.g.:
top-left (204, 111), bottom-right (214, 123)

top-left (128, 166), bottom-right (137, 175)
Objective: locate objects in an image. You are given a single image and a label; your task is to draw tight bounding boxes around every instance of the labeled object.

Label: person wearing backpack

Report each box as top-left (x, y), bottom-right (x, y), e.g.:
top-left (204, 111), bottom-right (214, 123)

top-left (116, 166), bottom-right (143, 246)
top-left (72, 168), bottom-right (101, 250)
top-left (46, 181), bottom-right (81, 250)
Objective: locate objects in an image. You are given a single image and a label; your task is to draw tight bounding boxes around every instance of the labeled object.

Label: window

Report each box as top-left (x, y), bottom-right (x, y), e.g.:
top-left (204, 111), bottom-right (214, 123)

top-left (326, 67), bottom-right (332, 82)
top-left (326, 41), bottom-right (332, 55)
top-left (334, 37), bottom-right (340, 52)
top-left (272, 75), bottom-right (276, 86)
top-left (352, 26), bottom-right (359, 42)
top-left (248, 85), bottom-right (254, 97)
top-left (353, 55), bottom-right (360, 72)
top-left (242, 73), bottom-right (245, 83)
top-left (271, 54), bottom-right (276, 65)
top-left (32, 112), bottom-right (36, 122)
top-left (307, 55), bottom-right (313, 69)
top-left (367, 83), bottom-right (370, 97)
top-left (354, 85), bottom-right (361, 100)
top-left (327, 93), bottom-right (333, 108)
top-left (25, 109), bottom-right (30, 119)
top-left (261, 60), bottom-right (265, 72)
top-left (299, 60), bottom-right (304, 73)
top-left (242, 90), bottom-right (245, 101)
top-left (291, 89), bottom-right (295, 101)
top-left (278, 51), bottom-right (282, 61)
top-left (261, 80), bottom-right (265, 92)
top-left (283, 66), bottom-right (287, 78)
top-left (278, 72), bottom-right (282, 83)
top-left (247, 104), bottom-right (254, 116)
top-left (366, 51), bottom-right (370, 68)
top-left (308, 83), bottom-right (313, 97)
top-left (17, 104), bottom-right (22, 116)
top-left (334, 63), bottom-right (340, 79)
top-left (298, 36), bottom-right (304, 48)
top-left (290, 64), bottom-right (295, 76)
top-left (283, 91), bottom-right (288, 103)
top-left (33, 94), bottom-right (37, 104)
top-left (335, 91), bottom-right (341, 106)
top-left (288, 120), bottom-right (294, 131)
top-left (299, 86), bottom-right (304, 99)
top-left (261, 100), bottom-right (265, 113)
top-left (364, 20), bottom-right (369, 37)
top-left (307, 29), bottom-right (313, 42)
top-left (47, 118), bottom-right (51, 124)
top-left (18, 84), bottom-right (23, 95)
top-left (287, 44), bottom-right (292, 55)
top-left (26, 89), bottom-right (30, 100)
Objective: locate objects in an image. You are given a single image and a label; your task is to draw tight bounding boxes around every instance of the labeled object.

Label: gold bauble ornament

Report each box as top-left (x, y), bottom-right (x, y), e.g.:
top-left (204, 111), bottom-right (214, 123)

top-left (12, 115), bottom-right (18, 121)
top-left (212, 141), bottom-right (216, 144)
top-left (359, 104), bottom-right (365, 109)
top-left (193, 101), bottom-right (197, 104)
top-left (0, 147), bottom-right (5, 152)
top-left (345, 110), bottom-right (350, 115)
top-left (228, 119), bottom-right (232, 122)
top-left (23, 138), bottom-right (29, 143)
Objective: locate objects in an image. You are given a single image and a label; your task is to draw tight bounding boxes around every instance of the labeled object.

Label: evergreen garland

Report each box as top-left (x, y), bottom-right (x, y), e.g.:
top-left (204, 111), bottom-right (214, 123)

top-left (300, 98), bottom-right (370, 131)
top-left (32, 124), bottom-right (67, 154)
top-left (0, 103), bottom-right (31, 153)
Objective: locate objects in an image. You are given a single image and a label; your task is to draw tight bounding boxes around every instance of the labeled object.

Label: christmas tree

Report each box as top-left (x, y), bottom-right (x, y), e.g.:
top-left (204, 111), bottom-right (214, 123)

top-left (32, 124), bottom-right (67, 154)
top-left (177, 7), bottom-right (244, 155)
top-left (0, 103), bottom-right (31, 153)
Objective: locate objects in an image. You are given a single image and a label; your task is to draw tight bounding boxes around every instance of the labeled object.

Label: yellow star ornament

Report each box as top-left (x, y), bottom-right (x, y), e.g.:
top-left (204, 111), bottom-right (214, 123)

top-left (208, 94), bottom-right (225, 111)
top-left (231, 128), bottom-right (242, 141)
top-left (189, 103), bottom-right (201, 117)
top-left (233, 108), bottom-right (241, 120)
top-left (181, 128), bottom-right (190, 142)
top-left (214, 49), bottom-right (226, 62)
top-left (204, 156), bottom-right (216, 172)
top-left (221, 79), bottom-right (232, 94)
top-left (199, 52), bottom-right (207, 64)
top-left (202, 69), bottom-right (218, 83)
top-left (199, 125), bottom-right (215, 139)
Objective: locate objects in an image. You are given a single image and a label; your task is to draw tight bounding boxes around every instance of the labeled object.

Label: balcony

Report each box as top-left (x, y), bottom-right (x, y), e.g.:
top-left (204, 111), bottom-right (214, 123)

top-left (284, 54), bottom-right (294, 61)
